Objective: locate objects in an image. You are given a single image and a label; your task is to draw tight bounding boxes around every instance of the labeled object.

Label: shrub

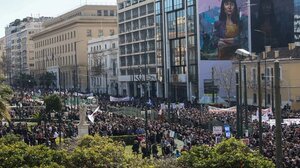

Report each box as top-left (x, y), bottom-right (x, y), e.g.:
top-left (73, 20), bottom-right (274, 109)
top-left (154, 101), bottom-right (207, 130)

top-left (111, 135), bottom-right (137, 145)
top-left (178, 138), bottom-right (275, 168)
top-left (0, 133), bottom-right (22, 145)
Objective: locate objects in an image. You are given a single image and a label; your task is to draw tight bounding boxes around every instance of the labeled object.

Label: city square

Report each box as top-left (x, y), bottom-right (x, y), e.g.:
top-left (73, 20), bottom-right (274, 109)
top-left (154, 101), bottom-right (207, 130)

top-left (0, 0), bottom-right (300, 167)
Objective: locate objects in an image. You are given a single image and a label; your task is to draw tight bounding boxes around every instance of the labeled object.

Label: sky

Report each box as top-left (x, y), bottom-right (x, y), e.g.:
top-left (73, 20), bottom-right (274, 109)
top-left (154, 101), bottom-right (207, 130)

top-left (0, 0), bottom-right (117, 37)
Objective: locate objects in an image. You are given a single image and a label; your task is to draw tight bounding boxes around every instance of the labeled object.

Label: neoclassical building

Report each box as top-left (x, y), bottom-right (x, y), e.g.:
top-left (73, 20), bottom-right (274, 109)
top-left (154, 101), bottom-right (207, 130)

top-left (31, 5), bottom-right (118, 91)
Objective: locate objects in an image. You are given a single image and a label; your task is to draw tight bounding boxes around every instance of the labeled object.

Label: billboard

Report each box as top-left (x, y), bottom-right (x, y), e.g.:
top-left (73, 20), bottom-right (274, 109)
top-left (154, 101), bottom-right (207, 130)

top-left (295, 0), bottom-right (300, 45)
top-left (251, 0), bottom-right (294, 52)
top-left (199, 0), bottom-right (249, 60)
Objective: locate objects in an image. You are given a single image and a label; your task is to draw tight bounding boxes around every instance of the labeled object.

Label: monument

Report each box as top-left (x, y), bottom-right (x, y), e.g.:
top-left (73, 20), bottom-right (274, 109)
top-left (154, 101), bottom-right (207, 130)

top-left (77, 104), bottom-right (89, 137)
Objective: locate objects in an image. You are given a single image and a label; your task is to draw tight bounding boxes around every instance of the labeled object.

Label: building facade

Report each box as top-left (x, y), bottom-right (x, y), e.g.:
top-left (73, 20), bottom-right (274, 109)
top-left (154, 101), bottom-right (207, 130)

top-left (4, 17), bottom-right (50, 85)
top-left (88, 35), bottom-right (119, 95)
top-left (31, 5), bottom-right (118, 92)
top-left (0, 37), bottom-right (5, 75)
top-left (117, 0), bottom-right (157, 97)
top-left (156, 0), bottom-right (198, 101)
top-left (237, 44), bottom-right (300, 111)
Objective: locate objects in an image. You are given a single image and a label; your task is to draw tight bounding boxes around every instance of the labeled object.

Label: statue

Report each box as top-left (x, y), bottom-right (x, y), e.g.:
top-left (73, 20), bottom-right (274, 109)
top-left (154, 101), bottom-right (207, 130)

top-left (79, 103), bottom-right (87, 126)
top-left (77, 103), bottom-right (89, 137)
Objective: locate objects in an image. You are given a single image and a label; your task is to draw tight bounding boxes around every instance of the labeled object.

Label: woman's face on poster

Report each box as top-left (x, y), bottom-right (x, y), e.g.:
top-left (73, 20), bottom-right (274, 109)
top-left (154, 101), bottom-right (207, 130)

top-left (261, 1), bottom-right (272, 15)
top-left (224, 1), bottom-right (235, 16)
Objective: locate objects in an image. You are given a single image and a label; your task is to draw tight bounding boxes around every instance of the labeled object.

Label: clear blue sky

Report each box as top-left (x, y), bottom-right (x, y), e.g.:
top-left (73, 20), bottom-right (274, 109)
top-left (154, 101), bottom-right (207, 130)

top-left (0, 0), bottom-right (117, 37)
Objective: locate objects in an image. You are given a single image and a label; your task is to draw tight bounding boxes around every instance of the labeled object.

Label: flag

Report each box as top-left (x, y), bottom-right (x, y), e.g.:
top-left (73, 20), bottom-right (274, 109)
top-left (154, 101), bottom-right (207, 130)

top-left (158, 109), bottom-right (163, 115)
top-left (88, 106), bottom-right (101, 124)
top-left (146, 98), bottom-right (153, 107)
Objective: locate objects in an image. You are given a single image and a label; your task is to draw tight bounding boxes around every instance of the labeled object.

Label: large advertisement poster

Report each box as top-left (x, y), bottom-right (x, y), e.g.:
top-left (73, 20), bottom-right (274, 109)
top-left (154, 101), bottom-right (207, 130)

top-left (199, 0), bottom-right (249, 60)
top-left (251, 0), bottom-right (294, 52)
top-left (295, 0), bottom-right (300, 46)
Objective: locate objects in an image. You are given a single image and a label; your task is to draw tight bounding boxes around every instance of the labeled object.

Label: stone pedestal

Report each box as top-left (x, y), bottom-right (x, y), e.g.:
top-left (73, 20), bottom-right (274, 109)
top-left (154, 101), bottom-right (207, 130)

top-left (78, 124), bottom-right (89, 137)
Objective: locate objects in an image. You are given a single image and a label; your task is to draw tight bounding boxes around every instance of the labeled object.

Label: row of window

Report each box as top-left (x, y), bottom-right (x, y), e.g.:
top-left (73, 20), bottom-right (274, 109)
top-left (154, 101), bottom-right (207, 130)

top-left (249, 67), bottom-right (282, 82)
top-left (118, 0), bottom-right (146, 10)
top-left (35, 54), bottom-right (75, 69)
top-left (35, 31), bottom-right (76, 48)
top-left (89, 42), bottom-right (116, 53)
top-left (119, 29), bottom-right (155, 44)
top-left (119, 16), bottom-right (155, 34)
top-left (35, 43), bottom-right (76, 59)
top-left (119, 40), bottom-right (155, 55)
top-left (86, 29), bottom-right (115, 37)
top-left (120, 53), bottom-right (156, 67)
top-left (120, 67), bottom-right (156, 76)
top-left (97, 10), bottom-right (116, 16)
top-left (118, 3), bottom-right (154, 22)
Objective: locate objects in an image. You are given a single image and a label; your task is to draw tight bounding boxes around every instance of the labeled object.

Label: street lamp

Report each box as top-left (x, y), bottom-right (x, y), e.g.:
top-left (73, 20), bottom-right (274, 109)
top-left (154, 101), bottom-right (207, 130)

top-left (235, 49), bottom-right (263, 153)
top-left (254, 29), bottom-right (268, 108)
top-left (235, 49), bottom-right (251, 137)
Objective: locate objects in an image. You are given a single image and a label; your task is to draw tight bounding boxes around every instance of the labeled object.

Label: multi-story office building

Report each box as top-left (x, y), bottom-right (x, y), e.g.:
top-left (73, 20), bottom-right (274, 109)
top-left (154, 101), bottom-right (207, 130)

top-left (0, 37), bottom-right (5, 75)
top-left (31, 5), bottom-right (117, 91)
top-left (155, 0), bottom-right (198, 101)
top-left (88, 35), bottom-right (119, 95)
top-left (117, 0), bottom-right (157, 97)
top-left (5, 17), bottom-right (50, 85)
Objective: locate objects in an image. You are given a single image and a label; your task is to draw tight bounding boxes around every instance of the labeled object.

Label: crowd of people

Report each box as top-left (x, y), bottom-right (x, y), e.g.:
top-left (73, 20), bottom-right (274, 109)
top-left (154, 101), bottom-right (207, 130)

top-left (1, 90), bottom-right (300, 166)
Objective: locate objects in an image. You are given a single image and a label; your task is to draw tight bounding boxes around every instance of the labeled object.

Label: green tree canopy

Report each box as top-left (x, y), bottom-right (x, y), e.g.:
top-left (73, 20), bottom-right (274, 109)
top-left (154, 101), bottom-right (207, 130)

top-left (0, 74), bottom-right (13, 121)
top-left (44, 94), bottom-right (62, 113)
top-left (178, 138), bottom-right (275, 168)
top-left (15, 73), bottom-right (36, 89)
top-left (39, 72), bottom-right (56, 89)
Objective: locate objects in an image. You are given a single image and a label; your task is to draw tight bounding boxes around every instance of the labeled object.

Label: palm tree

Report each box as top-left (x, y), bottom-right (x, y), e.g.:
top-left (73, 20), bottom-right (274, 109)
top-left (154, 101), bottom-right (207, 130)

top-left (0, 74), bottom-right (13, 122)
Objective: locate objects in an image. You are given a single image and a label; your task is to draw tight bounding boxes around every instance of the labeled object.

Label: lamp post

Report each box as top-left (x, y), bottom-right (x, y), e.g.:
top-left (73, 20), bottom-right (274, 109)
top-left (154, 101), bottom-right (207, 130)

top-left (257, 54), bottom-right (263, 154)
top-left (235, 49), bottom-right (261, 145)
top-left (254, 29), bottom-right (268, 108)
top-left (274, 60), bottom-right (283, 168)
top-left (235, 70), bottom-right (241, 138)
top-left (243, 64), bottom-right (248, 132)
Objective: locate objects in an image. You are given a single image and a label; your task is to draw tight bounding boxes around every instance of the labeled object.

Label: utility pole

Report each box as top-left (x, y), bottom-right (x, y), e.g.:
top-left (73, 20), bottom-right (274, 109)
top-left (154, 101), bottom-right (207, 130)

top-left (243, 64), bottom-right (248, 132)
top-left (212, 67), bottom-right (215, 103)
top-left (274, 60), bottom-right (283, 168)
top-left (235, 70), bottom-right (240, 138)
top-left (239, 58), bottom-right (243, 136)
top-left (271, 68), bottom-right (274, 113)
top-left (264, 52), bottom-right (267, 108)
top-left (257, 55), bottom-right (263, 154)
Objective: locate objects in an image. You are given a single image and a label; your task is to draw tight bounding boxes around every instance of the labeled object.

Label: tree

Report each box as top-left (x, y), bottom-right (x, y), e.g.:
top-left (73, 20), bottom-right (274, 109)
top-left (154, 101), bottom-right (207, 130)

top-left (215, 67), bottom-right (235, 105)
top-left (0, 74), bottom-right (13, 122)
top-left (178, 138), bottom-right (275, 168)
top-left (39, 72), bottom-right (56, 89)
top-left (44, 94), bottom-right (62, 114)
top-left (15, 73), bottom-right (36, 89)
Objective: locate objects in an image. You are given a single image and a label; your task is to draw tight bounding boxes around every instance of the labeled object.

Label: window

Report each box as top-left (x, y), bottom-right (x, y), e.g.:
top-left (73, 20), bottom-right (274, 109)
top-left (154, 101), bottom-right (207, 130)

top-left (174, 0), bottom-right (183, 10)
top-left (155, 1), bottom-right (161, 15)
top-left (267, 94), bottom-right (271, 104)
top-left (110, 10), bottom-right (115, 16)
top-left (120, 57), bottom-right (126, 67)
top-left (253, 93), bottom-right (257, 104)
top-left (177, 9), bottom-right (185, 37)
top-left (165, 0), bottom-right (173, 12)
top-left (87, 29), bottom-right (92, 37)
top-left (134, 55), bottom-right (140, 65)
top-left (112, 43), bottom-right (116, 48)
top-left (104, 10), bottom-right (108, 16)
top-left (98, 30), bottom-right (103, 37)
top-left (110, 29), bottom-right (115, 36)
top-left (167, 12), bottom-right (176, 39)
top-left (251, 68), bottom-right (257, 83)
top-left (97, 10), bottom-right (102, 16)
